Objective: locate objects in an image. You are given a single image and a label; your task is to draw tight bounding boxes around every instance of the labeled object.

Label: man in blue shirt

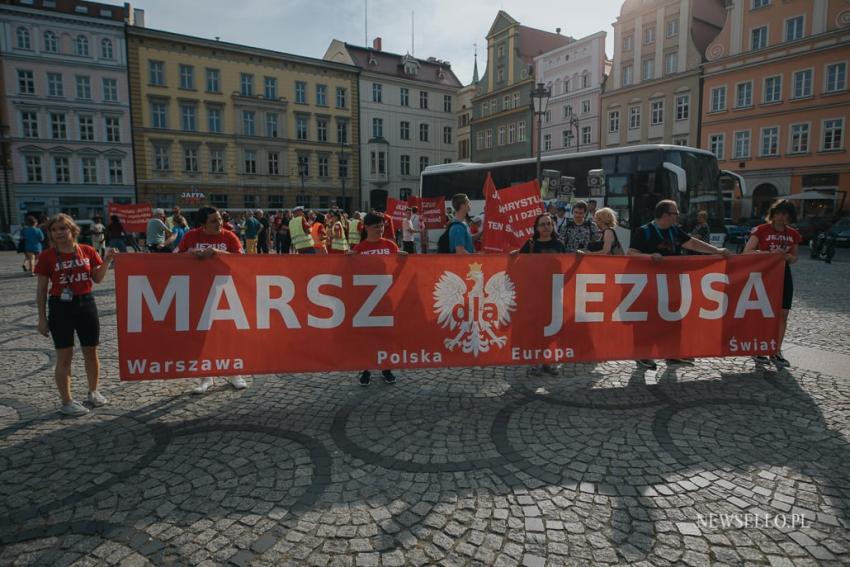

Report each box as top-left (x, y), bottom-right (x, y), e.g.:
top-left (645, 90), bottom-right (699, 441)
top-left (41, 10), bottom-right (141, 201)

top-left (448, 193), bottom-right (474, 254)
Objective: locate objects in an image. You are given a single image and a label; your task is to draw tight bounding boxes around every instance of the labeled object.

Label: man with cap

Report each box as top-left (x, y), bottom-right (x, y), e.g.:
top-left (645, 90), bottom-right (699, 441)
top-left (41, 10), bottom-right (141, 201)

top-left (288, 206), bottom-right (315, 254)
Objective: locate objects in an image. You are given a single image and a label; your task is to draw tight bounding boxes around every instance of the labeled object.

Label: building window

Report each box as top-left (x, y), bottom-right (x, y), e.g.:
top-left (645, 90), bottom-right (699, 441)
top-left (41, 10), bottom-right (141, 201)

top-left (790, 123), bottom-right (809, 153)
top-left (735, 82), bottom-right (753, 108)
top-left (503, 94), bottom-right (511, 111)
top-left (822, 119), bottom-right (844, 151)
top-left (372, 117), bottom-right (383, 139)
top-left (318, 156), bottom-right (329, 177)
top-left (106, 158), bottom-right (122, 184)
top-left (317, 119), bottom-right (328, 142)
top-left (76, 76), bottom-right (91, 99)
top-left (75, 35), bottom-right (89, 56)
top-left (651, 100), bottom-right (664, 125)
top-left (101, 38), bottom-right (114, 59)
top-left (243, 111), bottom-right (256, 136)
top-left (26, 156), bottom-right (42, 182)
top-left (508, 123), bottom-right (516, 144)
top-left (181, 104), bottom-right (196, 131)
top-left (153, 146), bottom-right (170, 170)
top-left (47, 72), bottom-right (63, 97)
top-left (608, 111), bottom-right (620, 133)
top-left (498, 126), bottom-right (506, 146)
top-left (761, 127), bottom-right (779, 156)
top-left (476, 132), bottom-right (484, 150)
top-left (337, 121), bottom-right (348, 143)
top-left (102, 78), bottom-right (118, 102)
top-left (211, 194), bottom-right (228, 208)
top-left (240, 73), bottom-right (254, 96)
top-left (50, 113), bottom-right (67, 139)
top-left (642, 59), bottom-right (654, 81)
top-left (267, 152), bottom-right (280, 175)
top-left (149, 61), bottom-right (164, 86)
top-left (419, 156), bottom-right (429, 173)
top-left (581, 126), bottom-right (591, 146)
top-left (336, 87), bottom-right (346, 108)
top-left (339, 157), bottom-right (348, 178)
top-left (419, 90), bottom-right (429, 109)
top-left (16, 27), bottom-right (31, 49)
top-left (297, 155), bottom-right (309, 177)
top-left (244, 195), bottom-right (258, 209)
top-left (753, 0), bottom-right (770, 8)
top-left (443, 126), bottom-right (452, 144)
top-left (578, 100), bottom-right (589, 114)
top-left (206, 68), bottom-right (220, 92)
top-left (485, 129), bottom-right (492, 148)
top-left (623, 35), bottom-right (633, 51)
top-left (419, 123), bottom-right (429, 142)
top-left (513, 92), bottom-right (520, 109)
top-left (208, 108), bottom-right (222, 133)
top-left (562, 130), bottom-right (571, 147)
top-left (370, 151), bottom-right (386, 174)
top-left (444, 95), bottom-right (452, 113)
top-left (518, 121), bottom-right (527, 142)
top-left (54, 157), bottom-right (70, 183)
top-left (22, 112), bottom-right (38, 138)
top-left (785, 16), bottom-right (804, 42)
top-left (709, 134), bottom-right (725, 160)
top-left (400, 155), bottom-right (410, 176)
top-left (372, 83), bottom-right (382, 103)
top-left (675, 94), bottom-right (689, 120)
top-left (244, 150), bottom-right (257, 174)
top-left (316, 84), bottom-right (327, 106)
top-left (622, 65), bottom-right (633, 86)
top-left (268, 195), bottom-right (284, 209)
top-left (644, 26), bottom-right (655, 45)
top-left (665, 53), bottom-right (678, 75)
top-left (544, 134), bottom-right (552, 151)
top-left (81, 157), bottom-right (97, 183)
top-left (18, 70), bottom-right (35, 95)
top-left (825, 63), bottom-right (847, 93)
top-left (400, 87), bottom-right (409, 107)
top-left (666, 19), bottom-right (679, 38)
top-left (751, 26), bottom-right (768, 50)
top-left (266, 113), bottom-right (278, 138)
top-left (43, 31), bottom-right (57, 53)
top-left (105, 117), bottom-right (120, 142)
top-left (297, 116), bottom-right (309, 140)
top-left (151, 102), bottom-right (167, 129)
top-left (792, 70), bottom-right (812, 98)
top-left (734, 131), bottom-right (751, 158)
top-left (581, 74), bottom-right (589, 89)
top-left (710, 86), bottom-right (727, 112)
top-left (400, 121), bottom-right (410, 140)
top-left (764, 76), bottom-right (782, 103)
top-left (629, 106), bottom-right (640, 129)
top-left (265, 77), bottom-right (277, 99)
top-left (210, 149), bottom-right (224, 174)
top-left (79, 115), bottom-right (94, 141)
top-left (497, 68), bottom-right (504, 82)
top-left (544, 109), bottom-right (551, 124)
top-left (179, 64), bottom-right (194, 90)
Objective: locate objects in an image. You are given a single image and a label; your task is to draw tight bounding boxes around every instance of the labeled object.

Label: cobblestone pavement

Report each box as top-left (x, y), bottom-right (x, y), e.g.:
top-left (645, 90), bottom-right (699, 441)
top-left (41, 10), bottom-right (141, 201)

top-left (0, 250), bottom-right (848, 566)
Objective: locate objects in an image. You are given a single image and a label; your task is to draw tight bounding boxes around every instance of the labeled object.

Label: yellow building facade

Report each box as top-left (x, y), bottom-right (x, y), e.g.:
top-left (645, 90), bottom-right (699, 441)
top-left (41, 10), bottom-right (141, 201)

top-left (127, 27), bottom-right (361, 212)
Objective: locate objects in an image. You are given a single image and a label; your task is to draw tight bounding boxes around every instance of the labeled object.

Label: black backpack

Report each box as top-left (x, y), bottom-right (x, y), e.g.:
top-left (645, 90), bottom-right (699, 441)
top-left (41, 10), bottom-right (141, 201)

top-left (437, 220), bottom-right (463, 253)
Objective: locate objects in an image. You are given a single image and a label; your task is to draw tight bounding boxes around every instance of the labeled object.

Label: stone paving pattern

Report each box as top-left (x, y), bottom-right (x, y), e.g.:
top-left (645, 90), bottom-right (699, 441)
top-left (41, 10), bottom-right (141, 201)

top-left (0, 250), bottom-right (848, 566)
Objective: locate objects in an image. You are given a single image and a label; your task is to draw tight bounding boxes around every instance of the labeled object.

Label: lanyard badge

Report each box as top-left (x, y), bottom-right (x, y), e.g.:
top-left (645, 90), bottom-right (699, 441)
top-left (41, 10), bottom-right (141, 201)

top-left (60, 286), bottom-right (74, 302)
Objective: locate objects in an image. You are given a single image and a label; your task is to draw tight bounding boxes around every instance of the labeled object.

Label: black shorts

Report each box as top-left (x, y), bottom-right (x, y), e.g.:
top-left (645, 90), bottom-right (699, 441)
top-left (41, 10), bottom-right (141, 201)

top-left (782, 264), bottom-right (793, 310)
top-left (48, 294), bottom-right (100, 349)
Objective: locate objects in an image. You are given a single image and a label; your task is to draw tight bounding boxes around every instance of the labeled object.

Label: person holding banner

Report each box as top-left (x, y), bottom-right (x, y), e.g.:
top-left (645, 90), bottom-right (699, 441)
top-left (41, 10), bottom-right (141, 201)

top-left (743, 199), bottom-right (799, 368)
top-left (349, 212), bottom-right (408, 385)
top-left (628, 199), bottom-right (732, 370)
top-left (35, 214), bottom-right (114, 417)
top-left (177, 206), bottom-right (249, 394)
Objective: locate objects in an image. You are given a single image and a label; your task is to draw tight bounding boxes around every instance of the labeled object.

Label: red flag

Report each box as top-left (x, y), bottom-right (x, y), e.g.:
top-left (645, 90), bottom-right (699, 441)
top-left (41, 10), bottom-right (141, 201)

top-left (483, 179), bottom-right (544, 253)
top-left (385, 198), bottom-right (408, 224)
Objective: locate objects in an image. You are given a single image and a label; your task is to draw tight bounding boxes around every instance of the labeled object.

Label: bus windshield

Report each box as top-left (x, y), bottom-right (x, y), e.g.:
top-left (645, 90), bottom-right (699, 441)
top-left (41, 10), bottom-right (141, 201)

top-left (664, 149), bottom-right (723, 231)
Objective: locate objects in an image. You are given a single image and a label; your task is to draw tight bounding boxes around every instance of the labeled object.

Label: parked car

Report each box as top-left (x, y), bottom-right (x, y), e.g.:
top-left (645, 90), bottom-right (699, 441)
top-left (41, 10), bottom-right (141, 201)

top-left (0, 233), bottom-right (17, 251)
top-left (828, 217), bottom-right (850, 246)
top-left (793, 217), bottom-right (831, 244)
top-left (725, 218), bottom-right (762, 245)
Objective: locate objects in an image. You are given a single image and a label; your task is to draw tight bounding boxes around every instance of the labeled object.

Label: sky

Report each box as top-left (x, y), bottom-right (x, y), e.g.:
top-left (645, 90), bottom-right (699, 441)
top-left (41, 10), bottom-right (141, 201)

top-left (131, 0), bottom-right (624, 85)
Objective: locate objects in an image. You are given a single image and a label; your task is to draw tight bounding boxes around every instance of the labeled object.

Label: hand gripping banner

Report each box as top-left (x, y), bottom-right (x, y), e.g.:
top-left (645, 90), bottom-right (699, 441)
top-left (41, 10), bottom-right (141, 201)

top-left (115, 254), bottom-right (784, 380)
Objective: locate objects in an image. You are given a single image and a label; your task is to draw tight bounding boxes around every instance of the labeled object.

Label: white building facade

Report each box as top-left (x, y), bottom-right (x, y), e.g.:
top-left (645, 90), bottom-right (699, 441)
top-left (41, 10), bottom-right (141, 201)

top-left (535, 31), bottom-right (609, 156)
top-left (325, 39), bottom-right (461, 209)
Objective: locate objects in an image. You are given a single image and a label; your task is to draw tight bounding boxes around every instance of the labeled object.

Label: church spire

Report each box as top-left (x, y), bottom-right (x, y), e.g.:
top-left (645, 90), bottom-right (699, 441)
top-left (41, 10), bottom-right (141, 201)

top-left (472, 43), bottom-right (479, 85)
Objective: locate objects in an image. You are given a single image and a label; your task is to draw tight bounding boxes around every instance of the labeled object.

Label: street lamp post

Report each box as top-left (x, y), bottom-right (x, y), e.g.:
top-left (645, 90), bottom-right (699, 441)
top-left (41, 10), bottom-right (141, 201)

top-left (298, 162), bottom-right (306, 208)
top-left (566, 107), bottom-right (580, 153)
top-left (530, 82), bottom-right (551, 185)
top-left (339, 140), bottom-right (347, 213)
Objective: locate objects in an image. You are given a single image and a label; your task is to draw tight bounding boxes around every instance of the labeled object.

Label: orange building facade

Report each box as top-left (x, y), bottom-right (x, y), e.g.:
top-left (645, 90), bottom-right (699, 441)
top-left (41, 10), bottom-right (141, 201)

top-left (701, 0), bottom-right (850, 220)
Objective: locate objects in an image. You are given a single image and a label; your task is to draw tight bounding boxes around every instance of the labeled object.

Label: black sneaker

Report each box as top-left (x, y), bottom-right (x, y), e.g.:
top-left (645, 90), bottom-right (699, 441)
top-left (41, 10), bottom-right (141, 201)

top-left (359, 371), bottom-right (371, 386)
top-left (753, 356), bottom-right (770, 364)
top-left (665, 358), bottom-right (695, 366)
top-left (770, 353), bottom-right (790, 368)
top-left (381, 370), bottom-right (396, 384)
top-left (637, 359), bottom-right (657, 370)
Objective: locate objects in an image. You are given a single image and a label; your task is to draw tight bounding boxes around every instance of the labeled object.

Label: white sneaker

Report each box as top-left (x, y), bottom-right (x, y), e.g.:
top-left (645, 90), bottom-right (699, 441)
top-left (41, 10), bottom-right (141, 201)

top-left (228, 376), bottom-right (248, 390)
top-left (60, 400), bottom-right (89, 417)
top-left (87, 390), bottom-right (108, 407)
top-left (191, 377), bottom-right (214, 394)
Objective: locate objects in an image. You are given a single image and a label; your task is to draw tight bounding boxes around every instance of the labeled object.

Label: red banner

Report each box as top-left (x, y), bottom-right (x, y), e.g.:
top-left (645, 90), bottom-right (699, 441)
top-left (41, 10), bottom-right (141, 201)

top-left (385, 198), bottom-right (408, 224)
top-left (108, 203), bottom-right (152, 233)
top-left (483, 178), bottom-right (545, 253)
top-left (408, 196), bottom-right (446, 229)
top-left (115, 254), bottom-right (784, 380)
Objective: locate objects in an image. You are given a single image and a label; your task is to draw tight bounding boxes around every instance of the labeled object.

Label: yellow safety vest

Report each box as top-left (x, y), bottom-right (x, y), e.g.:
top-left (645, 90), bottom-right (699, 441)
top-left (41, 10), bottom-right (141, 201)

top-left (330, 221), bottom-right (349, 251)
top-left (289, 217), bottom-right (314, 249)
top-left (348, 219), bottom-right (362, 246)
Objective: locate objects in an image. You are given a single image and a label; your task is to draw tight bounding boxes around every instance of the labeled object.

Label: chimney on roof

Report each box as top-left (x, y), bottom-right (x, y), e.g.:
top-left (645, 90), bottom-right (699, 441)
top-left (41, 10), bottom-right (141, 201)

top-left (373, 37), bottom-right (382, 51)
top-left (556, 27), bottom-right (561, 35)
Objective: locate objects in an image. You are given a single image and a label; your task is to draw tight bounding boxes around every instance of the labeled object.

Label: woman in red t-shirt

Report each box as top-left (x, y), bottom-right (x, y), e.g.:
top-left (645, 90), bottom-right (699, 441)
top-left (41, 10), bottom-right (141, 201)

top-left (743, 199), bottom-right (800, 368)
top-left (35, 214), bottom-right (114, 417)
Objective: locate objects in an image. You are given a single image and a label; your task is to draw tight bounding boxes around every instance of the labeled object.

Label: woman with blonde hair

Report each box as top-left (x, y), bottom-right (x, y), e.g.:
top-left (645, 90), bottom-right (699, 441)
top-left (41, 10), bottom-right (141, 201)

top-left (584, 207), bottom-right (623, 255)
top-left (35, 214), bottom-right (114, 416)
